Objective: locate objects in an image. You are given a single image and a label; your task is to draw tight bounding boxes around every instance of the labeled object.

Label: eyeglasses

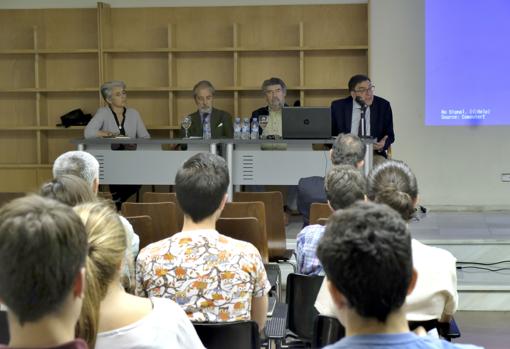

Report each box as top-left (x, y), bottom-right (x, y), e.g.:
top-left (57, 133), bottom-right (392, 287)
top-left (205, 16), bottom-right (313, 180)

top-left (354, 85), bottom-right (375, 94)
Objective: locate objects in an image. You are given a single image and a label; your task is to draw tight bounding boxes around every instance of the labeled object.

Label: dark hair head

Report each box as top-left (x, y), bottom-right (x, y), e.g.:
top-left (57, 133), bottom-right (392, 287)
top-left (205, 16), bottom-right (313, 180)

top-left (325, 165), bottom-right (366, 210)
top-left (175, 153), bottom-right (229, 223)
top-left (192, 80), bottom-right (215, 99)
top-left (331, 133), bottom-right (366, 166)
top-left (261, 77), bottom-right (287, 93)
top-left (367, 160), bottom-right (418, 221)
top-left (39, 174), bottom-right (97, 207)
top-left (0, 195), bottom-right (88, 325)
top-left (348, 74), bottom-right (371, 92)
top-left (317, 201), bottom-right (412, 322)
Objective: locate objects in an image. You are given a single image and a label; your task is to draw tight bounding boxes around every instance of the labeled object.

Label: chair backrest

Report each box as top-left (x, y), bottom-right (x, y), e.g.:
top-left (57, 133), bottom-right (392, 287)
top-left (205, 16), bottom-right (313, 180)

top-left (193, 320), bottom-right (260, 349)
top-left (286, 273), bottom-right (325, 342)
top-left (125, 215), bottom-right (154, 250)
top-left (121, 202), bottom-right (179, 242)
top-left (0, 192), bottom-right (25, 208)
top-left (317, 218), bottom-right (328, 226)
top-left (312, 314), bottom-right (345, 348)
top-left (97, 191), bottom-right (113, 201)
top-left (142, 192), bottom-right (184, 230)
top-left (233, 192), bottom-right (287, 260)
top-left (221, 201), bottom-right (268, 261)
top-left (309, 203), bottom-right (332, 225)
top-left (216, 217), bottom-right (268, 264)
top-left (0, 311), bottom-right (9, 345)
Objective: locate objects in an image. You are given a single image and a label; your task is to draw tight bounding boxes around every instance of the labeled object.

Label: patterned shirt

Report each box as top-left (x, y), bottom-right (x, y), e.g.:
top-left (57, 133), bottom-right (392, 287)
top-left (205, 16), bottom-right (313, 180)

top-left (296, 224), bottom-right (326, 275)
top-left (135, 229), bottom-right (271, 323)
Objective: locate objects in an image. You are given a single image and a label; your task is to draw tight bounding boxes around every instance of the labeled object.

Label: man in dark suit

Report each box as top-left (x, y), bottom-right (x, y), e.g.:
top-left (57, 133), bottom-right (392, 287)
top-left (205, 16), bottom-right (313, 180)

top-left (297, 133), bottom-right (366, 226)
top-left (331, 74), bottom-right (394, 158)
top-left (182, 80), bottom-right (233, 139)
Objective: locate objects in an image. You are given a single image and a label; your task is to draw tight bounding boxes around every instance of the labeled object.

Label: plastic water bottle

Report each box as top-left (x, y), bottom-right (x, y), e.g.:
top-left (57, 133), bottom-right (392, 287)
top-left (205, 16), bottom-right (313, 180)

top-left (203, 116), bottom-right (211, 140)
top-left (241, 118), bottom-right (250, 140)
top-left (233, 117), bottom-right (241, 140)
top-left (250, 117), bottom-right (259, 140)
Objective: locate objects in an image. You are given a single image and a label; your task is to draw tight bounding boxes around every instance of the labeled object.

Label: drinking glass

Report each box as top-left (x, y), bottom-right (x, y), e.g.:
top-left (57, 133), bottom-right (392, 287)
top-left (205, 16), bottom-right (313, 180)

top-left (259, 115), bottom-right (269, 130)
top-left (181, 116), bottom-right (192, 138)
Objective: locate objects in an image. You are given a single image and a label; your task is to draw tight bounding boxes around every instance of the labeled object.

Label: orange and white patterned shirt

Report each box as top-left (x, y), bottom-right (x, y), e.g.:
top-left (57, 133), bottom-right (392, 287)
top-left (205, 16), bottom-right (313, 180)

top-left (135, 229), bottom-right (271, 323)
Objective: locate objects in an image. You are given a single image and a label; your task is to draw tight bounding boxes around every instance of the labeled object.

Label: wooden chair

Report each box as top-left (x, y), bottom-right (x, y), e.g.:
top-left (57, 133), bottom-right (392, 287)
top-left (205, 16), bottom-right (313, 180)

top-left (233, 192), bottom-right (292, 262)
top-left (309, 203), bottom-right (333, 225)
top-left (317, 218), bottom-right (328, 226)
top-left (142, 192), bottom-right (184, 230)
top-left (121, 202), bottom-right (179, 242)
top-left (97, 191), bottom-right (113, 201)
top-left (0, 192), bottom-right (25, 208)
top-left (216, 217), bottom-right (268, 264)
top-left (220, 202), bottom-right (268, 261)
top-left (125, 215), bottom-right (154, 250)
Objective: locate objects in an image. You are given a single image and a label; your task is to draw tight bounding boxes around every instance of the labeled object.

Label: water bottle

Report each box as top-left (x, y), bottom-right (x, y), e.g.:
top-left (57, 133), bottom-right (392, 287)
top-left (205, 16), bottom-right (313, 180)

top-left (250, 117), bottom-right (259, 140)
top-left (203, 116), bottom-right (211, 140)
top-left (241, 118), bottom-right (250, 140)
top-left (233, 117), bottom-right (241, 140)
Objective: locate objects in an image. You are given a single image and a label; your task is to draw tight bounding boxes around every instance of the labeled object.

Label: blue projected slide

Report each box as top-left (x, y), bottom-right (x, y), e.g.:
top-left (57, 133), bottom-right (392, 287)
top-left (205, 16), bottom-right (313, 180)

top-left (425, 0), bottom-right (510, 126)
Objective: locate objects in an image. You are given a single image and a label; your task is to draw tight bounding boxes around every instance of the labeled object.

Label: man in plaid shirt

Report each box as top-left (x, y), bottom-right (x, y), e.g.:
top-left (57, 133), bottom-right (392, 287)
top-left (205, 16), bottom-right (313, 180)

top-left (296, 165), bottom-right (366, 275)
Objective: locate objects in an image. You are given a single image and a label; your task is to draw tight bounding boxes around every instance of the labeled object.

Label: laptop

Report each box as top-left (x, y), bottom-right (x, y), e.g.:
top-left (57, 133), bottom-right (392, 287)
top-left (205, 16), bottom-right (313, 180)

top-left (282, 107), bottom-right (331, 139)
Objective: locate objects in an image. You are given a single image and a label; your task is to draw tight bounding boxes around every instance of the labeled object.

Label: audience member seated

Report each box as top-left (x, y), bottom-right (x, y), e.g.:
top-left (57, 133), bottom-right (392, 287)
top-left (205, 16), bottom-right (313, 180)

top-left (316, 160), bottom-right (458, 324)
top-left (297, 133), bottom-right (366, 226)
top-left (0, 196), bottom-right (88, 349)
top-left (74, 201), bottom-right (204, 349)
top-left (53, 150), bottom-right (139, 259)
top-left (317, 202), bottom-right (481, 349)
top-left (39, 174), bottom-right (97, 207)
top-left (136, 153), bottom-right (270, 332)
top-left (180, 80), bottom-right (233, 139)
top-left (296, 165), bottom-right (366, 275)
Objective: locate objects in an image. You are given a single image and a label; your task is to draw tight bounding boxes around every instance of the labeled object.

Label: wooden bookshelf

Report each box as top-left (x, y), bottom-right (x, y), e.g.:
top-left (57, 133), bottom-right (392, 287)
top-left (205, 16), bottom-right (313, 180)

top-left (0, 3), bottom-right (368, 192)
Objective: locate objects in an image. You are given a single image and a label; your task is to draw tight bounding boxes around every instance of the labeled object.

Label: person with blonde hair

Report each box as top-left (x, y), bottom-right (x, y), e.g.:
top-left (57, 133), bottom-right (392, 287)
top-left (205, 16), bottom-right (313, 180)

top-left (74, 201), bottom-right (203, 349)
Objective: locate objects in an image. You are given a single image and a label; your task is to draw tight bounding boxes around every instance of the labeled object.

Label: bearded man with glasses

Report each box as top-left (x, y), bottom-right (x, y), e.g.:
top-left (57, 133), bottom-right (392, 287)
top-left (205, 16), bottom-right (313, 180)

top-left (331, 74), bottom-right (395, 159)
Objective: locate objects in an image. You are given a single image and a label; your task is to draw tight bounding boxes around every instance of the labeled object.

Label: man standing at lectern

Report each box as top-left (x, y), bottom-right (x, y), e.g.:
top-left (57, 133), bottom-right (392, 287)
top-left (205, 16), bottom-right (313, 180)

top-left (331, 74), bottom-right (394, 159)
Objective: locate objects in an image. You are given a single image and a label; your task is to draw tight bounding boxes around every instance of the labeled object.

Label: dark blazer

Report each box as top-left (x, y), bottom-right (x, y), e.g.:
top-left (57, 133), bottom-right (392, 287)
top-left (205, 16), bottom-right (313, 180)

top-left (297, 176), bottom-right (327, 226)
top-left (251, 104), bottom-right (288, 136)
top-left (331, 95), bottom-right (395, 157)
top-left (181, 107), bottom-right (233, 138)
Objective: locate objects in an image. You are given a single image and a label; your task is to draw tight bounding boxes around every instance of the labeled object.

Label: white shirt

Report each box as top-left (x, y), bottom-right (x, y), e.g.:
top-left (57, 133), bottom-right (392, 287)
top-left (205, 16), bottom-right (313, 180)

top-left (350, 99), bottom-right (371, 137)
top-left (96, 297), bottom-right (205, 349)
top-left (315, 238), bottom-right (458, 321)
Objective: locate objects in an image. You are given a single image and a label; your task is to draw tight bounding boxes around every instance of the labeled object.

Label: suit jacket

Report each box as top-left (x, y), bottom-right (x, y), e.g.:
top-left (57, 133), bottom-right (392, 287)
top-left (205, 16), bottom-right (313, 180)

top-left (297, 176), bottom-right (327, 226)
top-left (251, 104), bottom-right (289, 136)
top-left (181, 107), bottom-right (233, 138)
top-left (330, 95), bottom-right (395, 157)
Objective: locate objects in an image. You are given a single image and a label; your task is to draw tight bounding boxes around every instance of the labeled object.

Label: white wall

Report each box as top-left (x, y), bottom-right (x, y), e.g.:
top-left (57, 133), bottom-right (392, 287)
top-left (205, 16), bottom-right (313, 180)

top-left (370, 0), bottom-right (510, 208)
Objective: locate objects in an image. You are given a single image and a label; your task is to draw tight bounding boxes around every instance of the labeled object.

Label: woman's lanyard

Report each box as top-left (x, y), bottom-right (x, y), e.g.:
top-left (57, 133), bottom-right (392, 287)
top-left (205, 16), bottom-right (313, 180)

top-left (109, 107), bottom-right (127, 136)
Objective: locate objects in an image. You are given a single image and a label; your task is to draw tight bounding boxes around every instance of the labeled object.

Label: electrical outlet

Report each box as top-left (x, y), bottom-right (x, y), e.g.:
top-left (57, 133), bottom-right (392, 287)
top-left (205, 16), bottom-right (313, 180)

top-left (501, 173), bottom-right (510, 182)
